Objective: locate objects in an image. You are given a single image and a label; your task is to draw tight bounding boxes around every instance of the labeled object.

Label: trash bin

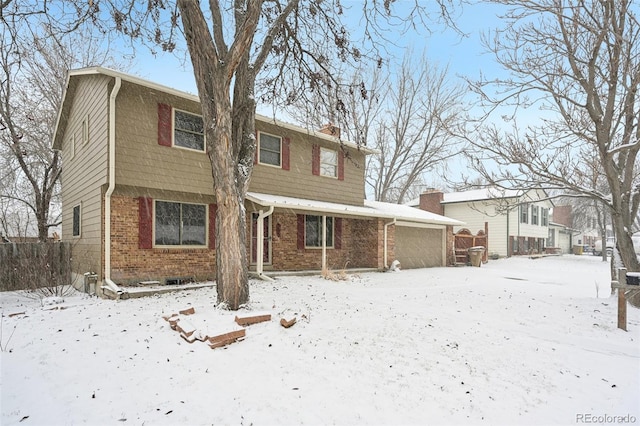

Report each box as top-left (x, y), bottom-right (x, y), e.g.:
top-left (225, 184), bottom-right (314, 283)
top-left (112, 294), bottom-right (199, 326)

top-left (627, 272), bottom-right (640, 285)
top-left (468, 246), bottom-right (485, 267)
top-left (573, 245), bottom-right (583, 255)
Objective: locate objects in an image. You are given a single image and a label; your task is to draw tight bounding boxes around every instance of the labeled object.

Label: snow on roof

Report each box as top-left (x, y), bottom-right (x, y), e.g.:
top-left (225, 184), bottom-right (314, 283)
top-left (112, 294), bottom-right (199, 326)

top-left (404, 188), bottom-right (522, 207)
top-left (442, 188), bottom-right (522, 204)
top-left (247, 192), bottom-right (463, 226)
top-left (364, 200), bottom-right (464, 226)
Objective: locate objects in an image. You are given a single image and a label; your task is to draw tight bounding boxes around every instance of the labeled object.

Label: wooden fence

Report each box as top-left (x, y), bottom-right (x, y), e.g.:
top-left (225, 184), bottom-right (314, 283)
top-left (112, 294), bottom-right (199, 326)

top-left (0, 242), bottom-right (72, 292)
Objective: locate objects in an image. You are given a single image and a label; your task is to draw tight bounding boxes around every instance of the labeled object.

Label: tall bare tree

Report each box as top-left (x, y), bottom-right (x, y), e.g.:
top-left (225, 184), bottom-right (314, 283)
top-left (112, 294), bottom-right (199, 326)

top-left (367, 53), bottom-right (466, 203)
top-left (289, 51), bottom-right (467, 203)
top-left (0, 7), bottom-right (126, 241)
top-left (464, 0), bottom-right (640, 271)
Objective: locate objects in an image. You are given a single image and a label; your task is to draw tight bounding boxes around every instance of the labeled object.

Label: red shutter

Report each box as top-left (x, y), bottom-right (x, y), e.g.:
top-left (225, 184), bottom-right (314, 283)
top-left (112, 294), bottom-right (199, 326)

top-left (282, 137), bottom-right (290, 170)
top-left (138, 197), bottom-right (153, 249)
top-left (297, 214), bottom-right (305, 250)
top-left (338, 150), bottom-right (344, 181)
top-left (208, 204), bottom-right (217, 249)
top-left (158, 103), bottom-right (172, 147)
top-left (312, 144), bottom-right (320, 176)
top-left (334, 218), bottom-right (342, 249)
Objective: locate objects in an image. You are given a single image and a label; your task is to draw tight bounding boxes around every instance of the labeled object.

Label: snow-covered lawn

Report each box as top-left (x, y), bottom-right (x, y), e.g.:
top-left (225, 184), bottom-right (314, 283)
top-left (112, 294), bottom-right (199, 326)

top-left (1, 255), bottom-right (638, 426)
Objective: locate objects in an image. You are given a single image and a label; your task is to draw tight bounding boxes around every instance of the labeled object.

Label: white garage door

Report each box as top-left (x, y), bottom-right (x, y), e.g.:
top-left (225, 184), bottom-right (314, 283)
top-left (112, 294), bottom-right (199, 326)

top-left (394, 226), bottom-right (443, 269)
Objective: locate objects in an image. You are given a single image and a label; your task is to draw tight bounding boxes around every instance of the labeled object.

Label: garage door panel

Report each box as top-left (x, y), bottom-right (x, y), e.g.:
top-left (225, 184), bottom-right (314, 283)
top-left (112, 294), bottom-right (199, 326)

top-left (395, 227), bottom-right (442, 269)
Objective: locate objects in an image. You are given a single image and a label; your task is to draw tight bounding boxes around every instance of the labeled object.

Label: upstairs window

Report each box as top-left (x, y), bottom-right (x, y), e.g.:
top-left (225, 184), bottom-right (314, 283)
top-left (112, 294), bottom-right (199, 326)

top-left (305, 215), bottom-right (334, 248)
top-left (531, 205), bottom-right (539, 225)
top-left (519, 204), bottom-right (528, 224)
top-left (174, 110), bottom-right (204, 151)
top-left (155, 201), bottom-right (206, 246)
top-left (258, 132), bottom-right (282, 167)
top-left (541, 208), bottom-right (549, 226)
top-left (320, 148), bottom-right (338, 178)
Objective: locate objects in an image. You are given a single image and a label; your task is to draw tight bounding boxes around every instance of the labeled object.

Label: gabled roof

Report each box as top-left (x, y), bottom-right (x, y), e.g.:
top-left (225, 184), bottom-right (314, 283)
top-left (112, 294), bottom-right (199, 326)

top-left (441, 188), bottom-right (522, 204)
top-left (52, 66), bottom-right (378, 154)
top-left (405, 187), bottom-right (552, 207)
top-left (247, 192), bottom-right (464, 226)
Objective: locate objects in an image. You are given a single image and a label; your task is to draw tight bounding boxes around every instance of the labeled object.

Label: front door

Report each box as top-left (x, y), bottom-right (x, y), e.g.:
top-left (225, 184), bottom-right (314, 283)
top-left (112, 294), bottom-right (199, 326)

top-left (251, 213), bottom-right (272, 265)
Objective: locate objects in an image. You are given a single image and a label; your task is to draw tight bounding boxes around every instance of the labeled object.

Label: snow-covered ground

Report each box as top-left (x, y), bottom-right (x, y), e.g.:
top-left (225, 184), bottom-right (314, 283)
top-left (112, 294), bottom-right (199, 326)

top-left (1, 255), bottom-right (638, 426)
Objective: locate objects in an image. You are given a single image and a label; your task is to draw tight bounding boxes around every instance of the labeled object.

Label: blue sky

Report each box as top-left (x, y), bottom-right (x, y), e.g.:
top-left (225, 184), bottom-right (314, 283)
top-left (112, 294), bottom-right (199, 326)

top-left (131, 2), bottom-right (508, 107)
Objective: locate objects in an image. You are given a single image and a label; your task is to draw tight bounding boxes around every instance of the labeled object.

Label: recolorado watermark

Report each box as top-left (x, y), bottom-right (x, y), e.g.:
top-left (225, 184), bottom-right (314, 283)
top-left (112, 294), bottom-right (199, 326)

top-left (576, 413), bottom-right (637, 424)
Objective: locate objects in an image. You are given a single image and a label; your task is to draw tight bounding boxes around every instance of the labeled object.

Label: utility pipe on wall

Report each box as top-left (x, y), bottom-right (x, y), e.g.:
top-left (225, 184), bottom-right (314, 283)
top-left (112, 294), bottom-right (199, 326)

top-left (384, 218), bottom-right (396, 269)
top-left (256, 205), bottom-right (274, 281)
top-left (103, 76), bottom-right (123, 296)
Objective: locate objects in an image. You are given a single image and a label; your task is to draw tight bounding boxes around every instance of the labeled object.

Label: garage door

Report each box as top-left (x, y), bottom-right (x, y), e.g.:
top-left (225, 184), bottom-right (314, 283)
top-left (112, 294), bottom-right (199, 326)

top-left (394, 226), bottom-right (443, 269)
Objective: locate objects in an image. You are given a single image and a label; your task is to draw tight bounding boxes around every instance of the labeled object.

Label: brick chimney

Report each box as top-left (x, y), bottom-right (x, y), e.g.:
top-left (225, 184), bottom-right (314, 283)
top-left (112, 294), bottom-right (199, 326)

top-left (552, 205), bottom-right (573, 227)
top-left (419, 189), bottom-right (444, 215)
top-left (318, 123), bottom-right (340, 138)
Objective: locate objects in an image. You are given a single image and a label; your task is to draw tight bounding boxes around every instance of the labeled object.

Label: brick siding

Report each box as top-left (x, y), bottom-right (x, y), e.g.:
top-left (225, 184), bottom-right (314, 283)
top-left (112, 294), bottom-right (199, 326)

top-left (106, 197), bottom-right (386, 284)
top-left (109, 195), bottom-right (216, 284)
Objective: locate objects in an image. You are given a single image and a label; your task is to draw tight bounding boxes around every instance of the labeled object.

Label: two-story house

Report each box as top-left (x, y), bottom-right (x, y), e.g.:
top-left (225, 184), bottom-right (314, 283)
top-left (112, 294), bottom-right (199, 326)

top-left (408, 188), bottom-right (553, 258)
top-left (52, 67), bottom-right (463, 297)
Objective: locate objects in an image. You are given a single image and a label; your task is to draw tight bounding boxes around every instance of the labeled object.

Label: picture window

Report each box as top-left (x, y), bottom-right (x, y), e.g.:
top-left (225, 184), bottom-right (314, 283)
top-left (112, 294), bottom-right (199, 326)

top-left (155, 201), bottom-right (206, 246)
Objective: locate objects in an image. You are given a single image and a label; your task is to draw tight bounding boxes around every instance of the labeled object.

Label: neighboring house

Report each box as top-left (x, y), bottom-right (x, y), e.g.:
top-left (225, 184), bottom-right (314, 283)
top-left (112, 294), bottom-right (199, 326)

top-left (547, 221), bottom-right (573, 254)
top-left (407, 188), bottom-right (553, 258)
top-left (52, 67), bottom-right (463, 296)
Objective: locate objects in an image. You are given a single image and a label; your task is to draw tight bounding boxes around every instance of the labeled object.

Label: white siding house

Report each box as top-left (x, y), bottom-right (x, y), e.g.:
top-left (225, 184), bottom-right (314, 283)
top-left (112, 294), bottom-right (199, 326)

top-left (407, 188), bottom-right (554, 258)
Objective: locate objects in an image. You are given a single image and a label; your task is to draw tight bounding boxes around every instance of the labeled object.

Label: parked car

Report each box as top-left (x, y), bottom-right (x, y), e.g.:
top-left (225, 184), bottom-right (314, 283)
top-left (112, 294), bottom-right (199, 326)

top-left (632, 232), bottom-right (640, 255)
top-left (593, 238), bottom-right (614, 256)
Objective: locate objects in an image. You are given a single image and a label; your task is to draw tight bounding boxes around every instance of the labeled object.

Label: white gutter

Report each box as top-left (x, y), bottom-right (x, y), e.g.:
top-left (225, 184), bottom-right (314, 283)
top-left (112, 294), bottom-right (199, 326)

top-left (103, 77), bottom-right (123, 296)
top-left (384, 218), bottom-right (396, 269)
top-left (256, 206), bottom-right (275, 282)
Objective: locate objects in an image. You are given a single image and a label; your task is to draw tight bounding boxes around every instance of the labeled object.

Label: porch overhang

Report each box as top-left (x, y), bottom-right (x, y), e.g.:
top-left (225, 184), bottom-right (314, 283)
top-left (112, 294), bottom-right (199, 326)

top-left (246, 192), bottom-right (464, 227)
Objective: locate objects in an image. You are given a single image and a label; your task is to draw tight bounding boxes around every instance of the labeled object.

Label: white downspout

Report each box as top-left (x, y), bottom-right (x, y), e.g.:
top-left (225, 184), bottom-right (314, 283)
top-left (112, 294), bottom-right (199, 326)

top-left (322, 215), bottom-right (327, 272)
top-left (256, 205), bottom-right (274, 281)
top-left (384, 218), bottom-right (396, 269)
top-left (103, 77), bottom-right (123, 296)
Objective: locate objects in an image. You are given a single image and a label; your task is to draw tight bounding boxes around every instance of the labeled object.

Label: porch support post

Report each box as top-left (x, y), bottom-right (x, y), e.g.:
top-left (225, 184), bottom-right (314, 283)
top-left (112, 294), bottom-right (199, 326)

top-left (256, 206), bottom-right (274, 277)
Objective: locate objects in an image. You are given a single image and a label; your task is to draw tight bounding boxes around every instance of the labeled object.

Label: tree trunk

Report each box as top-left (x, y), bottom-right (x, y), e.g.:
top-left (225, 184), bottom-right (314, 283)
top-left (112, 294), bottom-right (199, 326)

top-left (178, 0), bottom-right (253, 309)
top-left (207, 103), bottom-right (250, 310)
top-left (612, 218), bottom-right (640, 273)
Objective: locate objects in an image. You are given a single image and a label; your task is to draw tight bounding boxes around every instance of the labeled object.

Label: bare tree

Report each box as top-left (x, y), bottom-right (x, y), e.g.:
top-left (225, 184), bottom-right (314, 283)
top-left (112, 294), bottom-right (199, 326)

top-left (289, 50), bottom-right (467, 204)
top-left (0, 7), bottom-right (127, 240)
top-left (465, 0), bottom-right (640, 271)
top-left (367, 53), bottom-right (466, 203)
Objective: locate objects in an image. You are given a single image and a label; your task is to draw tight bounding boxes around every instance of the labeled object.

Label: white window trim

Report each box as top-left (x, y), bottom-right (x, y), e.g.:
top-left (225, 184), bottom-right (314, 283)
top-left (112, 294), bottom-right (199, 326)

top-left (72, 203), bottom-right (81, 238)
top-left (257, 131), bottom-right (283, 169)
top-left (319, 147), bottom-right (338, 178)
top-left (172, 108), bottom-right (206, 153)
top-left (152, 200), bottom-right (208, 248)
top-left (304, 215), bottom-right (334, 249)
